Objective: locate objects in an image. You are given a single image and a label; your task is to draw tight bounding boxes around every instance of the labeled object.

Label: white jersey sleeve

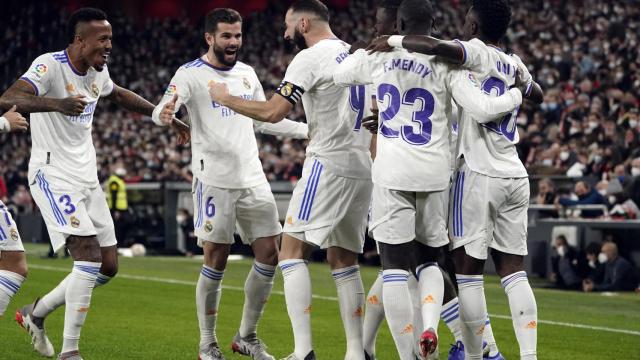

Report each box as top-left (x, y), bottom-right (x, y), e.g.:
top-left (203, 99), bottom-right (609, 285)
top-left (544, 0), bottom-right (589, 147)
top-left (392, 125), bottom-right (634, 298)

top-left (100, 71), bottom-right (115, 98)
top-left (455, 39), bottom-right (491, 73)
top-left (448, 70), bottom-right (522, 123)
top-left (19, 54), bottom-right (58, 95)
top-left (0, 117), bottom-right (9, 133)
top-left (152, 68), bottom-right (192, 125)
top-left (333, 49), bottom-right (374, 86)
top-left (251, 74), bottom-right (308, 139)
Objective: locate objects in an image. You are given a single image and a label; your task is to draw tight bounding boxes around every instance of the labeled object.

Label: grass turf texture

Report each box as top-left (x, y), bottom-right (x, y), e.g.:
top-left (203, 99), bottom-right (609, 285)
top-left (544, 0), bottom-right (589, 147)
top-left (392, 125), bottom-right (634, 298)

top-left (1, 244), bottom-right (638, 359)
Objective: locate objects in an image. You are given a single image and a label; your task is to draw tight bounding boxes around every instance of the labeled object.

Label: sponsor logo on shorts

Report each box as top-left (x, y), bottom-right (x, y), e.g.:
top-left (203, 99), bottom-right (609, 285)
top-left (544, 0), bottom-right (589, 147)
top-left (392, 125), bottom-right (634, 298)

top-left (10, 229), bottom-right (19, 241)
top-left (70, 216), bottom-right (80, 228)
top-left (400, 323), bottom-right (414, 335)
top-left (280, 82), bottom-right (293, 97)
top-left (204, 221), bottom-right (213, 233)
top-left (243, 77), bottom-right (251, 89)
top-left (91, 82), bottom-right (99, 97)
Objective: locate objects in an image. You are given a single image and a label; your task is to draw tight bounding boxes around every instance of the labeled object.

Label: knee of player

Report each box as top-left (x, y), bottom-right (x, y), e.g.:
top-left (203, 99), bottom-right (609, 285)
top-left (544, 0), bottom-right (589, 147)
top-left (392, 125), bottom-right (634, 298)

top-left (15, 263), bottom-right (28, 278)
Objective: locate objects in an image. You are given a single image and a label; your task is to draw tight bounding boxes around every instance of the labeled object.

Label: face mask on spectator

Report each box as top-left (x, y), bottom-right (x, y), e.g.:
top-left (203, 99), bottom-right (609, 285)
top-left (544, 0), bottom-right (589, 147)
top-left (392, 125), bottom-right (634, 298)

top-left (593, 154), bottom-right (602, 163)
top-left (588, 259), bottom-right (596, 269)
top-left (557, 246), bottom-right (566, 257)
top-left (569, 127), bottom-right (581, 136)
top-left (589, 121), bottom-right (599, 130)
top-left (560, 151), bottom-right (570, 161)
top-left (565, 99), bottom-right (575, 106)
top-left (176, 214), bottom-right (186, 224)
top-left (632, 167), bottom-right (640, 177)
top-left (629, 119), bottom-right (638, 128)
top-left (543, 158), bottom-right (553, 166)
top-left (609, 195), bottom-right (617, 204)
top-left (598, 189), bottom-right (607, 196)
top-left (598, 252), bottom-right (608, 264)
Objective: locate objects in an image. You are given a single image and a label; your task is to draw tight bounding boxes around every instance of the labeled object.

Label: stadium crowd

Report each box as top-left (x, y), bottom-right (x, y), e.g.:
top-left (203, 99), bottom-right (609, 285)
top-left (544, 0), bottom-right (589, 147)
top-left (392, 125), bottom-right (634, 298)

top-left (1, 0), bottom-right (640, 219)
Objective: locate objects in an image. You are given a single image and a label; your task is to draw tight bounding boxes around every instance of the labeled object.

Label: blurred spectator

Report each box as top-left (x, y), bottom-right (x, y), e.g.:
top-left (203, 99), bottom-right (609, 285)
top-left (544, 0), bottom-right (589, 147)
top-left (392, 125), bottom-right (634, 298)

top-left (105, 163), bottom-right (129, 244)
top-left (176, 208), bottom-right (199, 255)
top-left (557, 180), bottom-right (608, 218)
top-left (550, 235), bottom-right (585, 290)
top-left (584, 242), bottom-right (605, 283)
top-left (535, 177), bottom-right (558, 218)
top-left (583, 242), bottom-right (639, 292)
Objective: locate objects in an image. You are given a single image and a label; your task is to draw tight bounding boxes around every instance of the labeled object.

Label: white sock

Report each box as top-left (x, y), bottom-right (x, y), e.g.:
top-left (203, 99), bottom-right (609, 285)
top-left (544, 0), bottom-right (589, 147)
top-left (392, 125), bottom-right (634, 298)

top-left (407, 274), bottom-right (423, 357)
top-left (456, 274), bottom-right (486, 360)
top-left (382, 269), bottom-right (415, 360)
top-left (483, 316), bottom-right (500, 356)
top-left (61, 261), bottom-right (101, 354)
top-left (196, 265), bottom-right (224, 348)
top-left (441, 297), bottom-right (462, 342)
top-left (332, 265), bottom-right (365, 359)
top-left (0, 270), bottom-right (25, 316)
top-left (501, 271), bottom-right (537, 360)
top-left (239, 262), bottom-right (275, 338)
top-left (33, 272), bottom-right (111, 319)
top-left (363, 271), bottom-right (384, 357)
top-left (279, 259), bottom-right (313, 358)
top-left (416, 262), bottom-right (444, 333)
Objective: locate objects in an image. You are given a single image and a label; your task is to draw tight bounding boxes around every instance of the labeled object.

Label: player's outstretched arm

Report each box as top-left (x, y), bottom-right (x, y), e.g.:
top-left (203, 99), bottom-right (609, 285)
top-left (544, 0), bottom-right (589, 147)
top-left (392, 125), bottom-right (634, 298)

top-left (367, 35), bottom-right (464, 65)
top-left (0, 105), bottom-right (28, 133)
top-left (254, 119), bottom-right (308, 139)
top-left (450, 71), bottom-right (523, 123)
top-left (209, 81), bottom-right (292, 124)
top-left (0, 80), bottom-right (86, 116)
top-left (105, 85), bottom-right (155, 117)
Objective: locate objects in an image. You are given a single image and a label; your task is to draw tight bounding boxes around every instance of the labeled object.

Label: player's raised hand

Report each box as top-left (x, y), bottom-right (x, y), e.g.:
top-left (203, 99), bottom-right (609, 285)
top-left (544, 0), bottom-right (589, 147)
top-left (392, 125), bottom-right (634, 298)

top-left (3, 105), bottom-right (28, 132)
top-left (367, 35), bottom-right (393, 54)
top-left (58, 94), bottom-right (87, 116)
top-left (208, 81), bottom-right (230, 105)
top-left (171, 117), bottom-right (190, 145)
top-left (160, 94), bottom-right (179, 125)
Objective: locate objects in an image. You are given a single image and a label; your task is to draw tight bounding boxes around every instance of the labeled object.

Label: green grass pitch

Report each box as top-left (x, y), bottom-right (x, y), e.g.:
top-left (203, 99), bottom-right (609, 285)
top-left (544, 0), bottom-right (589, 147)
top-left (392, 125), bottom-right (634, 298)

top-left (2, 244), bottom-right (638, 359)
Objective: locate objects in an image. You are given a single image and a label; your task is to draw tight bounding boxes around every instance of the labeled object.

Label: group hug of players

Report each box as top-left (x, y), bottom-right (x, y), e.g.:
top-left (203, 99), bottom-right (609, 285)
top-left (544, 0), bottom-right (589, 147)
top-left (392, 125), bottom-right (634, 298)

top-left (0, 0), bottom-right (542, 359)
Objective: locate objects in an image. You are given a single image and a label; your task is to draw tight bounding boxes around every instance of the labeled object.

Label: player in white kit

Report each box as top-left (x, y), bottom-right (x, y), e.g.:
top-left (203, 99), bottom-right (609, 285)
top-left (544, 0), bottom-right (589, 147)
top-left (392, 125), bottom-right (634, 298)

top-left (0, 8), bottom-right (187, 360)
top-left (0, 107), bottom-right (29, 319)
top-left (209, 2), bottom-right (373, 359)
top-left (334, 0), bottom-right (526, 358)
top-left (372, 0), bottom-right (543, 359)
top-left (153, 8), bottom-right (308, 360)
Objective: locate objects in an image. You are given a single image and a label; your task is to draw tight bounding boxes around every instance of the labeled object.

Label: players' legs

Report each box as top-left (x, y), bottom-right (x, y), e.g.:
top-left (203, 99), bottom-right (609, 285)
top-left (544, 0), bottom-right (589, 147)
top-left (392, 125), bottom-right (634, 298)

top-left (197, 241), bottom-right (230, 349)
top-left (440, 267), bottom-right (463, 343)
top-left (363, 270), bottom-right (384, 359)
top-left (414, 243), bottom-right (444, 357)
top-left (278, 233), bottom-right (315, 359)
top-left (492, 250), bottom-right (537, 360)
top-left (327, 246), bottom-right (365, 360)
top-left (452, 246), bottom-right (486, 360)
top-left (378, 242), bottom-right (417, 360)
top-left (237, 235), bottom-right (278, 339)
top-left (0, 251), bottom-right (27, 316)
top-left (60, 235), bottom-right (102, 355)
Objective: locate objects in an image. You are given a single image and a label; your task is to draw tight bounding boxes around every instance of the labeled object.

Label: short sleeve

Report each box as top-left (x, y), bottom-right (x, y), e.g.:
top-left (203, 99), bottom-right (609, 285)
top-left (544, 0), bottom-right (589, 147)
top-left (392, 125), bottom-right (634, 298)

top-left (333, 49), bottom-right (374, 86)
top-left (277, 51), bottom-right (317, 105)
top-left (19, 54), bottom-right (57, 96)
top-left (454, 39), bottom-right (486, 73)
top-left (252, 71), bottom-right (267, 102)
top-left (99, 66), bottom-right (115, 97)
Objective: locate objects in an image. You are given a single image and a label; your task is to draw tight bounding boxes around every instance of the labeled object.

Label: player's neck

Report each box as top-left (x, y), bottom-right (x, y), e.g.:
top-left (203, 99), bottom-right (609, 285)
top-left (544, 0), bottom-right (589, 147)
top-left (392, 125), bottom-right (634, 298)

top-left (66, 46), bottom-right (90, 74)
top-left (204, 50), bottom-right (232, 70)
top-left (304, 26), bottom-right (337, 48)
top-left (478, 35), bottom-right (502, 50)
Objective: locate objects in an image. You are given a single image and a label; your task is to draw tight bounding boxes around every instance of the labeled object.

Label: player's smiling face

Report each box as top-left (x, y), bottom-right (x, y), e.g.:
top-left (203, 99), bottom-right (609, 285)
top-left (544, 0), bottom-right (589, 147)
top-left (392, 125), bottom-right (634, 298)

top-left (78, 20), bottom-right (112, 72)
top-left (206, 22), bottom-right (242, 67)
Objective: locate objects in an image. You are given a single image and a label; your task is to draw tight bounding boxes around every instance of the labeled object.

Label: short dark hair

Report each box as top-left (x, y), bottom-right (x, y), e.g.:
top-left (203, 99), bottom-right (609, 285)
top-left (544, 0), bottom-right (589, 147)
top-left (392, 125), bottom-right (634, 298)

top-left (379, 0), bottom-right (402, 11)
top-left (471, 0), bottom-right (511, 42)
top-left (398, 0), bottom-right (434, 26)
top-left (67, 7), bottom-right (108, 44)
top-left (585, 242), bottom-right (602, 256)
top-left (289, 0), bottom-right (330, 23)
top-left (204, 8), bottom-right (242, 34)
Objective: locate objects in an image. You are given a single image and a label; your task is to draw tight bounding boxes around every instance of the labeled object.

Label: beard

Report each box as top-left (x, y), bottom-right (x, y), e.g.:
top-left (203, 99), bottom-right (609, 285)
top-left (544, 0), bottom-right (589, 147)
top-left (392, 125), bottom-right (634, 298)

top-left (292, 28), bottom-right (307, 50)
top-left (212, 43), bottom-right (239, 67)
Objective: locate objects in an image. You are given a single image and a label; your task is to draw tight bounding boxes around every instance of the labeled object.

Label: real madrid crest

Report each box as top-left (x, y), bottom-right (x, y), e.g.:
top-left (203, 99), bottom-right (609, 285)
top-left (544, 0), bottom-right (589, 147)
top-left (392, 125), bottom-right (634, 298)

top-left (204, 221), bottom-right (213, 233)
top-left (70, 216), bottom-right (81, 228)
top-left (91, 82), bottom-right (99, 97)
top-left (280, 83), bottom-right (293, 97)
top-left (10, 228), bottom-right (19, 241)
top-left (242, 77), bottom-right (251, 90)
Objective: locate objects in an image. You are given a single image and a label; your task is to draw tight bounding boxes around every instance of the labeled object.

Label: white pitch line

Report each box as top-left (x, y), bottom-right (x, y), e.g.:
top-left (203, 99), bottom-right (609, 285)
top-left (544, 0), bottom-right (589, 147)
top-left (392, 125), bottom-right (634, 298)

top-left (29, 264), bottom-right (640, 336)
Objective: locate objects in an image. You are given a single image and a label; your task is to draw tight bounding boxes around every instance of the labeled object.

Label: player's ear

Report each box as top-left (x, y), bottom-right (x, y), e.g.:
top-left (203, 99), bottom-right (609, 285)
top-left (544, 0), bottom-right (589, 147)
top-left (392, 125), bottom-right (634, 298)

top-left (205, 32), bottom-right (214, 47)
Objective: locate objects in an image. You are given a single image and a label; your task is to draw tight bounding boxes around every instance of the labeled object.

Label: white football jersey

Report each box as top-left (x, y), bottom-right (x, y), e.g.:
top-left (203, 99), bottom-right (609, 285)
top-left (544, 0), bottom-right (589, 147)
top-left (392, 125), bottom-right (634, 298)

top-left (153, 56), bottom-right (307, 189)
top-left (334, 48), bottom-right (522, 192)
top-left (280, 39), bottom-right (372, 179)
top-left (21, 50), bottom-right (114, 187)
top-left (455, 38), bottom-right (529, 178)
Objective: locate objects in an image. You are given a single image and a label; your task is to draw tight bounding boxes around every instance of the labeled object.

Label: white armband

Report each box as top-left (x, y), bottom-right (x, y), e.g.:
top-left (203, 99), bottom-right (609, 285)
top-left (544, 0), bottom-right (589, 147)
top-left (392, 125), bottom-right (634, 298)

top-left (387, 35), bottom-right (405, 49)
top-left (0, 116), bottom-right (9, 133)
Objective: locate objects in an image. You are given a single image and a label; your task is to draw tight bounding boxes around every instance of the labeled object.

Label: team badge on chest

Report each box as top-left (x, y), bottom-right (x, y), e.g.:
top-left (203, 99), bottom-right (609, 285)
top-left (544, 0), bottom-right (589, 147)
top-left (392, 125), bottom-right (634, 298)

top-left (242, 77), bottom-right (251, 90)
top-left (91, 82), bottom-right (99, 97)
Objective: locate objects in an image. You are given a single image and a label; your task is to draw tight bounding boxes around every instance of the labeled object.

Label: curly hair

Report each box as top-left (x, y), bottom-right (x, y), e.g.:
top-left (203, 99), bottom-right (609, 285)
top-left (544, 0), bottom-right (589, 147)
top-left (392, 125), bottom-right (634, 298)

top-left (472, 0), bottom-right (512, 42)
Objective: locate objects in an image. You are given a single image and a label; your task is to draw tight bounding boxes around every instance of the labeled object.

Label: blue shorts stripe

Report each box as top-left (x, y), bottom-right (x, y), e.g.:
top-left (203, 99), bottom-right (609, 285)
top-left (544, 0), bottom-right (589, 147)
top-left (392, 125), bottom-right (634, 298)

top-left (0, 276), bottom-right (20, 294)
top-left (195, 179), bottom-right (203, 229)
top-left (0, 226), bottom-right (6, 240)
top-left (298, 160), bottom-right (319, 220)
top-left (458, 172), bottom-right (465, 236)
top-left (36, 174), bottom-right (65, 226)
top-left (42, 175), bottom-right (67, 225)
top-left (302, 162), bottom-right (323, 221)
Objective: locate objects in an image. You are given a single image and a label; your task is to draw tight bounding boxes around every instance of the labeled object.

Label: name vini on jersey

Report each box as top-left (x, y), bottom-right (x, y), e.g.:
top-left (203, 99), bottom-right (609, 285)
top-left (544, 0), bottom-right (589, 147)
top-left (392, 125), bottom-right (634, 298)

top-left (383, 58), bottom-right (433, 78)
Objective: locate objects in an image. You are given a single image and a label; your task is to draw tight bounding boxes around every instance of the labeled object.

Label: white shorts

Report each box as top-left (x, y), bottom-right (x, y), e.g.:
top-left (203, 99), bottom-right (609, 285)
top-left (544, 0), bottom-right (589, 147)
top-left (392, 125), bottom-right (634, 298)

top-left (449, 161), bottom-right (529, 260)
top-left (29, 167), bottom-right (116, 252)
top-left (284, 158), bottom-right (373, 254)
top-left (193, 179), bottom-right (282, 245)
top-left (369, 185), bottom-right (449, 247)
top-left (0, 203), bottom-right (24, 252)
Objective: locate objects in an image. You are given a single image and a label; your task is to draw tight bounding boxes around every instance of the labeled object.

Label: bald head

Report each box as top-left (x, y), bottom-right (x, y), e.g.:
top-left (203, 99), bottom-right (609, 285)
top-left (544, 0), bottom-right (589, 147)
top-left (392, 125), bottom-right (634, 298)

top-left (601, 242), bottom-right (618, 262)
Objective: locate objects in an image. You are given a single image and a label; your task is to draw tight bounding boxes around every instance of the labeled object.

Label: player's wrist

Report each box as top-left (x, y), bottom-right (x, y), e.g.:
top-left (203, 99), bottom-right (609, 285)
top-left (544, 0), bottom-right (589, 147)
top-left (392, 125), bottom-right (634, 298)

top-left (0, 116), bottom-right (9, 133)
top-left (387, 35), bottom-right (405, 49)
